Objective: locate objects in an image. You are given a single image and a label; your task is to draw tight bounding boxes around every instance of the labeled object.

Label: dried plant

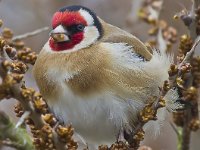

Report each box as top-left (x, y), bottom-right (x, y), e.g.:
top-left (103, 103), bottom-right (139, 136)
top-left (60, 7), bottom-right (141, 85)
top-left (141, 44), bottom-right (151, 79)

top-left (0, 23), bottom-right (77, 150)
top-left (0, 0), bottom-right (200, 150)
top-left (138, 0), bottom-right (200, 150)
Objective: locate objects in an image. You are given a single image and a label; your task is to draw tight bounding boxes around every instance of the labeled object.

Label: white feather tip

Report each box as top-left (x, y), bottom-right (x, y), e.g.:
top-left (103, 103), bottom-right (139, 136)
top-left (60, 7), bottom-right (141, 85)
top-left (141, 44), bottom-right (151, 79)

top-left (163, 89), bottom-right (183, 112)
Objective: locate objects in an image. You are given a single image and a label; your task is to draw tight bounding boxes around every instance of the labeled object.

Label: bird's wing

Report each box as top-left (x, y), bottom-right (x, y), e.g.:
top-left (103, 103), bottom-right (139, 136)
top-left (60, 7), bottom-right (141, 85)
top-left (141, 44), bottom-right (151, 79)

top-left (99, 18), bottom-right (152, 61)
top-left (98, 41), bottom-right (171, 103)
top-left (95, 18), bottom-right (171, 101)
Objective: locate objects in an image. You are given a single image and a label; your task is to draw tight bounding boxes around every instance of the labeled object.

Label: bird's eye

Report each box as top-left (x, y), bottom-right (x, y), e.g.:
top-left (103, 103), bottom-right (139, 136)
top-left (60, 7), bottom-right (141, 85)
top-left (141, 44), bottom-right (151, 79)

top-left (77, 24), bottom-right (85, 31)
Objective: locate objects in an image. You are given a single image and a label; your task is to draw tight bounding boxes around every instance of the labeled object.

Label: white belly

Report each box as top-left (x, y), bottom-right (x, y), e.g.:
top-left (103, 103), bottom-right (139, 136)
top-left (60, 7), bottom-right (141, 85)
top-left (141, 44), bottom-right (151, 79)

top-left (47, 85), bottom-right (143, 145)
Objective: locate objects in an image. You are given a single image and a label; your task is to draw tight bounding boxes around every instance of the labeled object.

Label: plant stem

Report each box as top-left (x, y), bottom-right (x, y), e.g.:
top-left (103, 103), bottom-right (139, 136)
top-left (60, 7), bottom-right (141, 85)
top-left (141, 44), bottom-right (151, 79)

top-left (181, 109), bottom-right (192, 150)
top-left (12, 26), bottom-right (49, 41)
top-left (177, 128), bottom-right (183, 150)
top-left (0, 111), bottom-right (34, 150)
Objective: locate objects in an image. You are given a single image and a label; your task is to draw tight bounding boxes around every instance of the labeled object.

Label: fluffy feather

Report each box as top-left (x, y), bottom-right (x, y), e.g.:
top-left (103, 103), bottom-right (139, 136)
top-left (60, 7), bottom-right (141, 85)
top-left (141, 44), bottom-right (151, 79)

top-left (102, 42), bottom-right (172, 101)
top-left (34, 42), bottom-right (174, 146)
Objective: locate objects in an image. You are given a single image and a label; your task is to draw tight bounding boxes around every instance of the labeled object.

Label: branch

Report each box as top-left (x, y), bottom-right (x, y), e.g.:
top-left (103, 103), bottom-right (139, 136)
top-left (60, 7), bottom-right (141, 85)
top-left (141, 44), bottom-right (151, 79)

top-left (12, 27), bottom-right (49, 41)
top-left (177, 1), bottom-right (200, 150)
top-left (125, 93), bottom-right (166, 149)
top-left (0, 48), bottom-right (45, 129)
top-left (179, 36), bottom-right (200, 68)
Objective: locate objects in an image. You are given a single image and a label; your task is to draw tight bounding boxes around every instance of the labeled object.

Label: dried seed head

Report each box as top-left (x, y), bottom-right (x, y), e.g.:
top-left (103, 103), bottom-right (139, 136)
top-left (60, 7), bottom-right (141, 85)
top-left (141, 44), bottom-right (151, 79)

top-left (4, 45), bottom-right (17, 58)
top-left (25, 118), bottom-right (34, 125)
top-left (14, 103), bottom-right (24, 117)
top-left (189, 119), bottom-right (200, 131)
top-left (2, 28), bottom-right (13, 39)
top-left (17, 47), bottom-right (37, 64)
top-left (138, 9), bottom-right (148, 20)
top-left (42, 114), bottom-right (57, 126)
top-left (191, 56), bottom-right (200, 87)
top-left (158, 97), bottom-right (166, 108)
top-left (176, 77), bottom-right (184, 88)
top-left (146, 39), bottom-right (157, 48)
top-left (2, 60), bottom-right (12, 71)
top-left (180, 63), bottom-right (192, 74)
top-left (4, 74), bottom-right (17, 87)
top-left (138, 146), bottom-right (153, 150)
top-left (168, 64), bottom-right (178, 76)
top-left (98, 145), bottom-right (109, 150)
top-left (56, 125), bottom-right (74, 138)
top-left (183, 86), bottom-right (198, 101)
top-left (0, 37), bottom-right (6, 49)
top-left (173, 15), bottom-right (179, 20)
top-left (13, 39), bottom-right (25, 49)
top-left (162, 80), bottom-right (170, 94)
top-left (33, 96), bottom-right (47, 112)
top-left (110, 141), bottom-right (128, 150)
top-left (0, 19), bottom-right (3, 27)
top-left (163, 26), bottom-right (177, 43)
top-left (148, 27), bottom-right (158, 35)
top-left (21, 88), bottom-right (35, 101)
top-left (11, 73), bottom-right (24, 83)
top-left (179, 35), bottom-right (193, 55)
top-left (11, 61), bottom-right (28, 74)
top-left (133, 129), bottom-right (145, 141)
top-left (139, 99), bottom-right (157, 123)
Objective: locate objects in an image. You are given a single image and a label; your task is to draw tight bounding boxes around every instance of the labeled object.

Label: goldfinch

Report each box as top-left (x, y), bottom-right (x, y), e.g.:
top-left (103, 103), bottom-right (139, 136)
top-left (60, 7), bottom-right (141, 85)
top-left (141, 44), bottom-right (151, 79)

top-left (33, 5), bottom-right (173, 147)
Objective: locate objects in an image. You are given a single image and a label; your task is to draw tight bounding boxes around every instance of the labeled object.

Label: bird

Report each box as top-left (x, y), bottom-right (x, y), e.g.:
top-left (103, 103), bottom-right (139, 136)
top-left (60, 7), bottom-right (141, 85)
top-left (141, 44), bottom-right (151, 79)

top-left (33, 5), bottom-right (175, 148)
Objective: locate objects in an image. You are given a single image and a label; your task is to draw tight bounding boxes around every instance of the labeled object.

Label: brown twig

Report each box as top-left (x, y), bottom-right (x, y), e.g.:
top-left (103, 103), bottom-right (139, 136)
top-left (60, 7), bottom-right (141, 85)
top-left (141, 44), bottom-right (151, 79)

top-left (0, 48), bottom-right (45, 128)
top-left (181, 110), bottom-right (192, 150)
top-left (178, 1), bottom-right (200, 150)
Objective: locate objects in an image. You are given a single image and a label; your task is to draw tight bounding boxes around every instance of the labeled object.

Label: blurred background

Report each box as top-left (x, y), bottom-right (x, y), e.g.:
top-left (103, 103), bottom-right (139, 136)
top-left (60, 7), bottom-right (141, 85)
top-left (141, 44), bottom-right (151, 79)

top-left (0, 0), bottom-right (199, 150)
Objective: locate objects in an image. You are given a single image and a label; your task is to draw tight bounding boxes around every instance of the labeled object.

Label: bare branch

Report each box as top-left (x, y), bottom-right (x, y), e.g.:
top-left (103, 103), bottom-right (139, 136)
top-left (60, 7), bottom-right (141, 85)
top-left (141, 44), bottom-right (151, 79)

top-left (15, 111), bottom-right (30, 128)
top-left (179, 36), bottom-right (200, 67)
top-left (12, 27), bottom-right (49, 41)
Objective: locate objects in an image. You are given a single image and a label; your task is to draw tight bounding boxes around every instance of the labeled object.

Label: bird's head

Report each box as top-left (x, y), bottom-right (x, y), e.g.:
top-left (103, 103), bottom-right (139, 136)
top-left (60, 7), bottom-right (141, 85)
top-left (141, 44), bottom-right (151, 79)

top-left (49, 5), bottom-right (102, 52)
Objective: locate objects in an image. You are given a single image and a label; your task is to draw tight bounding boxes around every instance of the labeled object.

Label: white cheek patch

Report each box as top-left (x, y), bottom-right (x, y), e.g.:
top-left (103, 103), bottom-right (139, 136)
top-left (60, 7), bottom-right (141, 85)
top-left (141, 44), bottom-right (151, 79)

top-left (79, 9), bottom-right (94, 25)
top-left (72, 26), bottom-right (99, 51)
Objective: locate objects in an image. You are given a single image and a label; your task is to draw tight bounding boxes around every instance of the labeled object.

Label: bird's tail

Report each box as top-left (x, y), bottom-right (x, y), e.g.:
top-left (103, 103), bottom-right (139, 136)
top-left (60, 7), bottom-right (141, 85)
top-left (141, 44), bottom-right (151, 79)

top-left (144, 88), bottom-right (181, 137)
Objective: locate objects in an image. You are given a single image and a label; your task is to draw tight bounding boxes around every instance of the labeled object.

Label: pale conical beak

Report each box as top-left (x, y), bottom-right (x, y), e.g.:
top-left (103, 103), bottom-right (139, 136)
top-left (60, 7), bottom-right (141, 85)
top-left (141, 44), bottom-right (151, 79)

top-left (50, 25), bottom-right (70, 42)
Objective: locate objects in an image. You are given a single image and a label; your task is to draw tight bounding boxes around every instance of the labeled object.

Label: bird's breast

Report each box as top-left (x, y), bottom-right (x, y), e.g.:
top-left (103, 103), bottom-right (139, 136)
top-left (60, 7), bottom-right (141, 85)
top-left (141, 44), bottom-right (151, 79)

top-left (33, 63), bottom-right (134, 144)
top-left (47, 83), bottom-right (130, 145)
